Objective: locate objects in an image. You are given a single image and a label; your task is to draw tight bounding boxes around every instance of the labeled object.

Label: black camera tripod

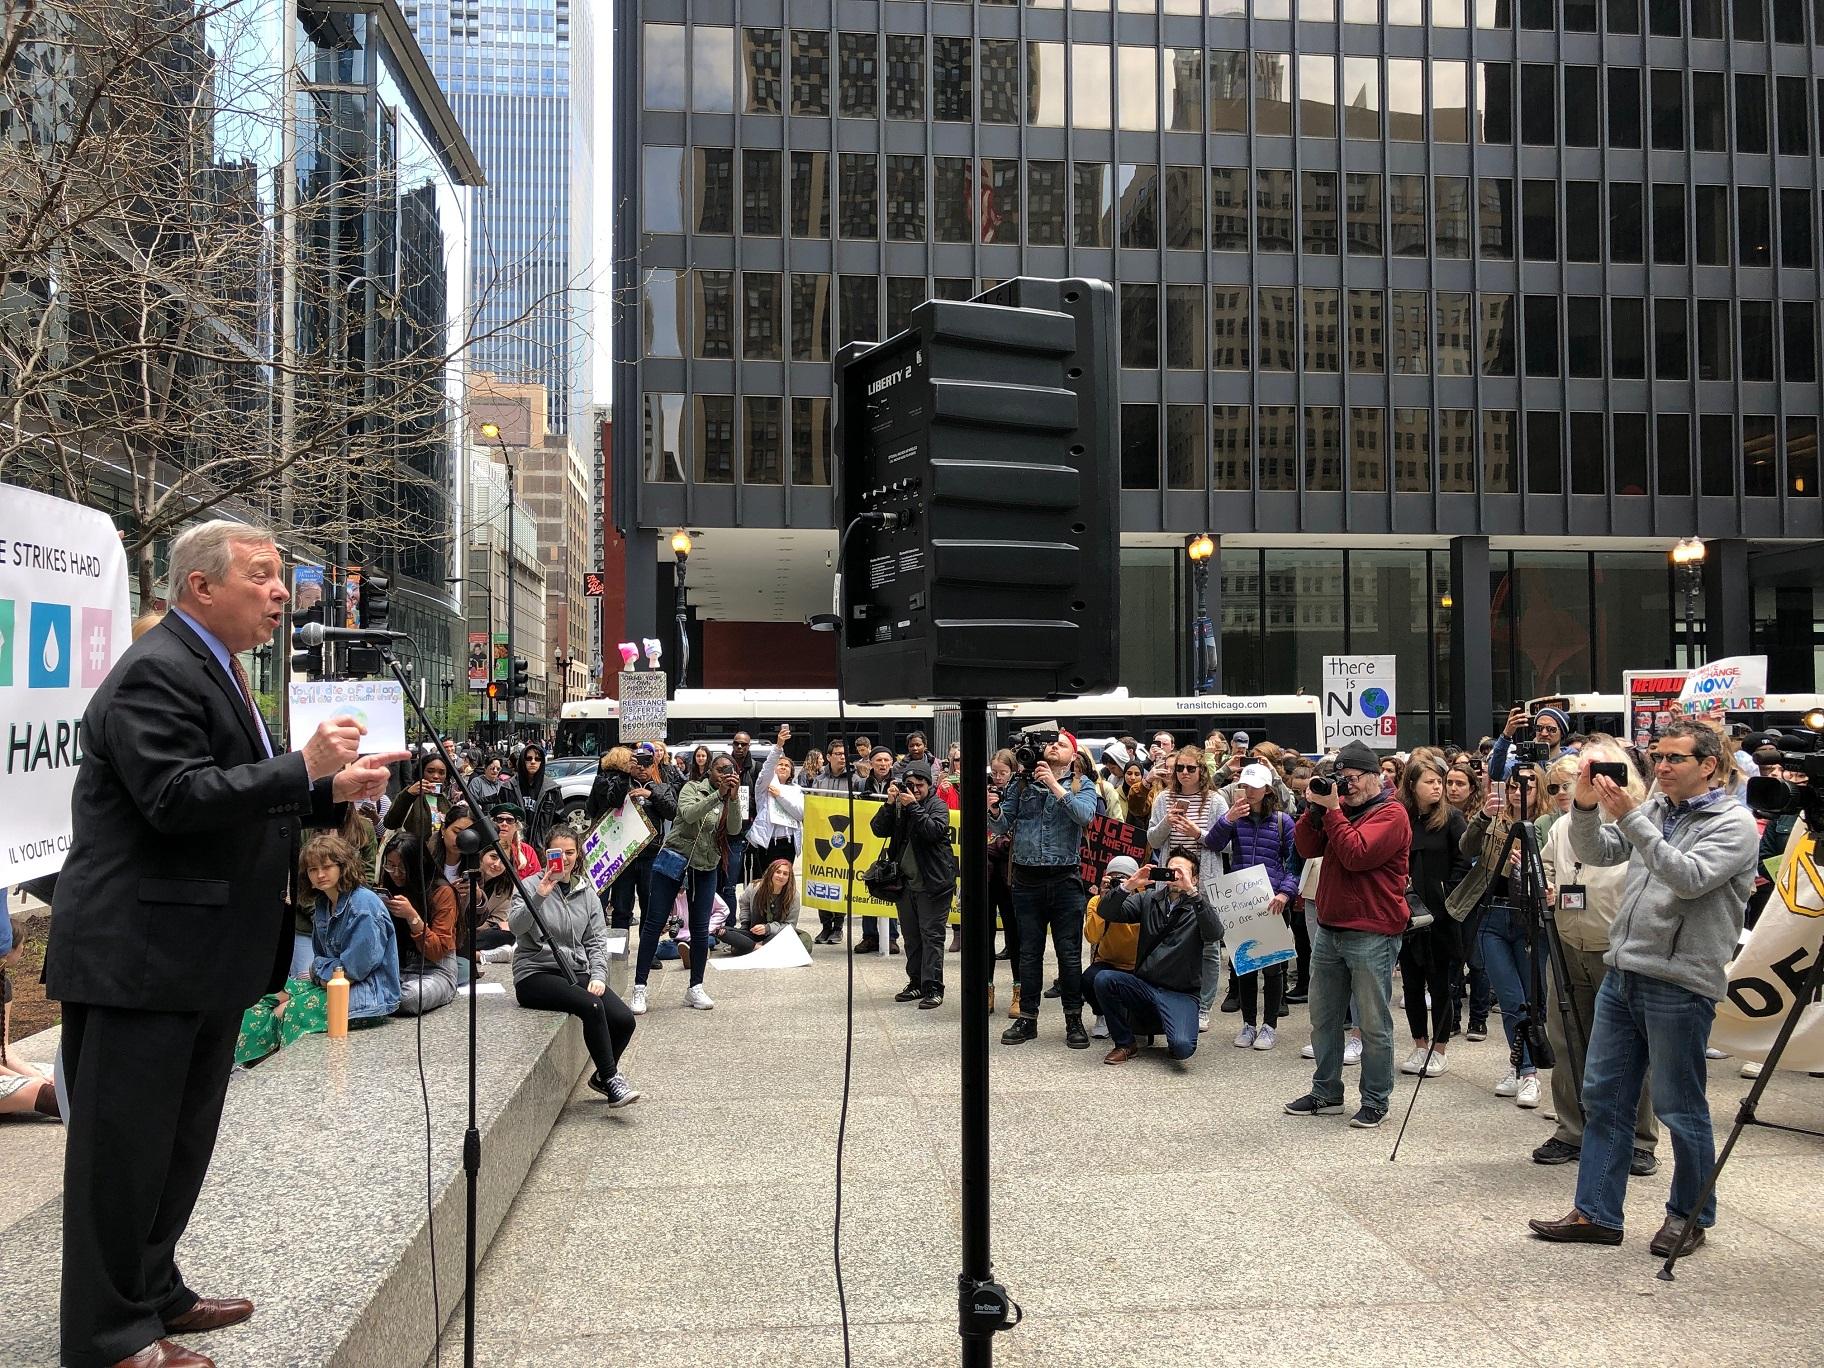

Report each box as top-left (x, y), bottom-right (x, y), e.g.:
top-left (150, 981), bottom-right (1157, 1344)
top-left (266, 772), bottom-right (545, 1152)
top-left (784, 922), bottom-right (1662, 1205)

top-left (1391, 764), bottom-right (1589, 1159)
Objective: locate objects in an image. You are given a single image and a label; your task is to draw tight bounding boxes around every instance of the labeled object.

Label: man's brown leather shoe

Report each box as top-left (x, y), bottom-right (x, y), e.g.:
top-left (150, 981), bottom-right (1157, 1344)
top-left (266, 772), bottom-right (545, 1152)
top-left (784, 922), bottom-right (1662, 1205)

top-left (162, 1297), bottom-right (254, 1335)
top-left (1527, 1209), bottom-right (1624, 1245)
top-left (1649, 1214), bottom-right (1707, 1258)
top-left (110, 1339), bottom-right (215, 1368)
top-left (1103, 1044), bottom-right (1138, 1065)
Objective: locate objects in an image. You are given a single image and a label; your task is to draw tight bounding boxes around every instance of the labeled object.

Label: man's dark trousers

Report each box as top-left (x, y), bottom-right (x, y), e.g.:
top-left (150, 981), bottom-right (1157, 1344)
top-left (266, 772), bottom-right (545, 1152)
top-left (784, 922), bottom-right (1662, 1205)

top-left (60, 1001), bottom-right (241, 1368)
top-left (1012, 874), bottom-right (1086, 1019)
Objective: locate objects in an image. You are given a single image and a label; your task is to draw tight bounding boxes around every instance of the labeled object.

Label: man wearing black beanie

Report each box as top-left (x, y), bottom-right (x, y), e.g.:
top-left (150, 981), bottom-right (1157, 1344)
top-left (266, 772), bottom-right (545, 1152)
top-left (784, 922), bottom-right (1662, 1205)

top-left (1282, 740), bottom-right (1412, 1129)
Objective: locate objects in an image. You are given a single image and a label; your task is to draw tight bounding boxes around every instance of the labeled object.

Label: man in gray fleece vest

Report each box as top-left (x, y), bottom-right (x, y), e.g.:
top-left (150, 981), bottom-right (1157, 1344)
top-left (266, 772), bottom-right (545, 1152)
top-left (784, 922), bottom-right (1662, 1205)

top-left (1529, 721), bottom-right (1757, 1258)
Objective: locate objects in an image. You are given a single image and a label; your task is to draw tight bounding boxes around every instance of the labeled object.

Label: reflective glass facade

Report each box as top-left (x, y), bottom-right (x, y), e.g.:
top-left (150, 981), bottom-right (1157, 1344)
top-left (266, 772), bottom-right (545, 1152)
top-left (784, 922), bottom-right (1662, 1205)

top-left (406, 0), bottom-right (593, 435)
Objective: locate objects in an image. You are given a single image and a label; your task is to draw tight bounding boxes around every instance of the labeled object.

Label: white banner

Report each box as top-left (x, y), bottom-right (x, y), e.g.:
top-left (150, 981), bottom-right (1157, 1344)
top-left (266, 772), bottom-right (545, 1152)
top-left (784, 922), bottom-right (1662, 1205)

top-left (1676, 654), bottom-right (1768, 718)
top-left (1202, 864), bottom-right (1296, 975)
top-left (288, 679), bottom-right (407, 754)
top-left (582, 797), bottom-right (655, 893)
top-left (617, 669), bottom-right (667, 744)
top-left (1321, 655), bottom-right (1397, 751)
top-left (1710, 821), bottom-right (1824, 1073)
top-left (0, 486), bottom-right (132, 882)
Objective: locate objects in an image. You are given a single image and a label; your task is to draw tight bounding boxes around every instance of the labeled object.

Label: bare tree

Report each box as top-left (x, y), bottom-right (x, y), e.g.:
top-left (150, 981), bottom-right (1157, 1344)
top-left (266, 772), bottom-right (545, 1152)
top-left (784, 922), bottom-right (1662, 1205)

top-left (0, 0), bottom-right (583, 604)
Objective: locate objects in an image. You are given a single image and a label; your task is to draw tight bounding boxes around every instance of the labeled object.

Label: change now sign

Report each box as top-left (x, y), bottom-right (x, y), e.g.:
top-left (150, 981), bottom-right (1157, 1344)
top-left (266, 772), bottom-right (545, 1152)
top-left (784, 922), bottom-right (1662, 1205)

top-left (1322, 655), bottom-right (1397, 751)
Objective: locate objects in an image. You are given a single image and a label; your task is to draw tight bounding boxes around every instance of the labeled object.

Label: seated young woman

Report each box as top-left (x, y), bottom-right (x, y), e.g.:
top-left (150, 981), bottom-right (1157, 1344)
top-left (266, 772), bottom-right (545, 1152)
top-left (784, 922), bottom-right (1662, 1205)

top-left (726, 858), bottom-right (812, 955)
top-left (379, 831), bottom-right (461, 1016)
top-left (236, 833), bottom-right (400, 1065)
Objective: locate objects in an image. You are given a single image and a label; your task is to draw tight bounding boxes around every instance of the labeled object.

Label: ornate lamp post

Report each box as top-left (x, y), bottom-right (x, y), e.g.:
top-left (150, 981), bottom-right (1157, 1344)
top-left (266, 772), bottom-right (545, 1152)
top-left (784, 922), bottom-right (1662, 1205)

top-left (1187, 533), bottom-right (1216, 695)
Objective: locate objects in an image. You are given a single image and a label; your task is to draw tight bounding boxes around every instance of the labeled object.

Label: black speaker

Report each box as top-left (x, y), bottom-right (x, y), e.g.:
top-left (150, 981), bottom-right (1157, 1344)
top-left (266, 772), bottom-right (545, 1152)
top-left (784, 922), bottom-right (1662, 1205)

top-left (834, 277), bottom-right (1119, 705)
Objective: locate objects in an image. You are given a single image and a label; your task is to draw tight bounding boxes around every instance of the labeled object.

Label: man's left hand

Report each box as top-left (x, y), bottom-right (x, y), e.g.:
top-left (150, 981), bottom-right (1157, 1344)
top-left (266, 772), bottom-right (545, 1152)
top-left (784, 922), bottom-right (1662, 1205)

top-left (1592, 775), bottom-right (1638, 820)
top-left (333, 751), bottom-right (411, 803)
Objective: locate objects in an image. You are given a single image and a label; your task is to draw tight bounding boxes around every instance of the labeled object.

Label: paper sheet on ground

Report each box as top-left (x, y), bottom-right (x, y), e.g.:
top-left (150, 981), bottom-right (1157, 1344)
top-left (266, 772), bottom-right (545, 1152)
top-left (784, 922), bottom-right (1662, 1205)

top-left (458, 982), bottom-right (508, 996)
top-left (710, 926), bottom-right (813, 972)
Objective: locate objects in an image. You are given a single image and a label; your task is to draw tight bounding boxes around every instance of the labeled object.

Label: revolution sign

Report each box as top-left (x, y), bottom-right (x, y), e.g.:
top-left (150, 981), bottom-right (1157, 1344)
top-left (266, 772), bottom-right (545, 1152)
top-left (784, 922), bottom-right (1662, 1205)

top-left (0, 485), bottom-right (131, 881)
top-left (1321, 655), bottom-right (1397, 751)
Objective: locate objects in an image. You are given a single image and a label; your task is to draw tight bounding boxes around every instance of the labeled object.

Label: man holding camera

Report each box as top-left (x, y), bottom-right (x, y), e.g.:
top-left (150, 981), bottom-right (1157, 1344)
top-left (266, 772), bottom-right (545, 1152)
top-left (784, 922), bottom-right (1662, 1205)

top-left (1093, 855), bottom-right (1224, 1063)
top-left (990, 730), bottom-right (1098, 1048)
top-left (1529, 721), bottom-right (1758, 1255)
top-left (1283, 740), bottom-right (1412, 1129)
top-left (870, 761), bottom-right (956, 1008)
top-left (1490, 704), bottom-right (1569, 780)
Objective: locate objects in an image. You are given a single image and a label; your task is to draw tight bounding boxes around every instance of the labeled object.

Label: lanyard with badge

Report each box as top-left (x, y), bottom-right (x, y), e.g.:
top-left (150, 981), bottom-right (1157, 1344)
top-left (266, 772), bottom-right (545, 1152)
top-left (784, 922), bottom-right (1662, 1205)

top-left (1558, 857), bottom-right (1586, 913)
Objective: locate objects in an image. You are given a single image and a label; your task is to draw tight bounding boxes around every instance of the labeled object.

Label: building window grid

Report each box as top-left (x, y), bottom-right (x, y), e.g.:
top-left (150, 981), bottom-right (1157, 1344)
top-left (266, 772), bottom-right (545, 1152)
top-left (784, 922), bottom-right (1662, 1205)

top-left (635, 24), bottom-right (1823, 509)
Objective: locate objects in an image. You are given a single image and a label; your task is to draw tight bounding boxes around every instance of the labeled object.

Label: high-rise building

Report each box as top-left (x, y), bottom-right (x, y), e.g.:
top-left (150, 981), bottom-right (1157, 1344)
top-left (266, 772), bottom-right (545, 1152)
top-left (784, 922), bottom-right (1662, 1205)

top-left (405, 0), bottom-right (594, 435)
top-left (612, 0), bottom-right (1824, 738)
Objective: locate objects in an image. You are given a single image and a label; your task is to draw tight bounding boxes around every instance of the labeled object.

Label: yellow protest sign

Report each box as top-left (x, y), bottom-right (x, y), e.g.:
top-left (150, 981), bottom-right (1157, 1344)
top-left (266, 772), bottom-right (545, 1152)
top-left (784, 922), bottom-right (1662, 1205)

top-left (797, 791), bottom-right (963, 923)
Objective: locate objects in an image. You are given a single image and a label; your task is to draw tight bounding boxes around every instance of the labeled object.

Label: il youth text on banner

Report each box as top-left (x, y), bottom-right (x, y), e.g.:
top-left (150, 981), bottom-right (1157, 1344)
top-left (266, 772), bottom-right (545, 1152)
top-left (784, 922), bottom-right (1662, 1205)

top-left (0, 485), bottom-right (131, 881)
top-left (1710, 820), bottom-right (1824, 1073)
top-left (798, 791), bottom-right (962, 923)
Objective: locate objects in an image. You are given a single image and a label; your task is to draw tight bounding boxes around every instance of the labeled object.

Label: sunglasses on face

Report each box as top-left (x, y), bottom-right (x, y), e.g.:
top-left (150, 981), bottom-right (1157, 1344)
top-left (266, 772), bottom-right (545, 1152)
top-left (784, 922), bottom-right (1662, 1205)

top-left (1546, 783), bottom-right (1565, 794)
top-left (1649, 752), bottom-right (1698, 766)
top-left (1173, 764), bottom-right (1199, 773)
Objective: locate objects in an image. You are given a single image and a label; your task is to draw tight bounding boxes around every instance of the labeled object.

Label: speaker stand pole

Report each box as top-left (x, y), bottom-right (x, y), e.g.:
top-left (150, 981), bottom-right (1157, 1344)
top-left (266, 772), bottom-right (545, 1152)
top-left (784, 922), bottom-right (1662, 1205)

top-left (957, 700), bottom-right (1018, 1364)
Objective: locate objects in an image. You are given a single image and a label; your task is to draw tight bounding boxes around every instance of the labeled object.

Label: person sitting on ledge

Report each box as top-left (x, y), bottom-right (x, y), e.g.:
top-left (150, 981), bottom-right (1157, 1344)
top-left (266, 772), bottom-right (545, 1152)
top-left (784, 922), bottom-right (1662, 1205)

top-left (236, 833), bottom-right (399, 1066)
top-left (378, 832), bottom-right (461, 1017)
top-left (1090, 854), bottom-right (1224, 1065)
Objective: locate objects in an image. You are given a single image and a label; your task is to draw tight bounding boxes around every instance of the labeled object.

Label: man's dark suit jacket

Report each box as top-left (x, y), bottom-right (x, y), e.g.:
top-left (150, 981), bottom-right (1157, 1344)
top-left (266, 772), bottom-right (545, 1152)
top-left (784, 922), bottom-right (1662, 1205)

top-left (45, 612), bottom-right (341, 1014)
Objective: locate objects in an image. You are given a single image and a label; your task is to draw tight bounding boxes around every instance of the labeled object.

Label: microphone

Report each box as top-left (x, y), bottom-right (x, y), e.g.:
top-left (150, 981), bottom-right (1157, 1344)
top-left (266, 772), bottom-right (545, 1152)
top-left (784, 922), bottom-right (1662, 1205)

top-left (295, 621), bottom-right (409, 646)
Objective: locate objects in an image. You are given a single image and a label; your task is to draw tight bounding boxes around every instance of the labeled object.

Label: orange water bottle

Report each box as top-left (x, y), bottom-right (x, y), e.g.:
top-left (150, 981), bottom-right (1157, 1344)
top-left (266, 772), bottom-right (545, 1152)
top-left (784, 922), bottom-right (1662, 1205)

top-left (327, 967), bottom-right (350, 1038)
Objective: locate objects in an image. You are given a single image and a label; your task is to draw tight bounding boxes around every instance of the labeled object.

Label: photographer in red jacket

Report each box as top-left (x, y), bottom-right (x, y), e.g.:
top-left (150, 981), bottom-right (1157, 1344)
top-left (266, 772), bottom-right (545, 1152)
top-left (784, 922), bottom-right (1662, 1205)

top-left (1282, 740), bottom-right (1412, 1130)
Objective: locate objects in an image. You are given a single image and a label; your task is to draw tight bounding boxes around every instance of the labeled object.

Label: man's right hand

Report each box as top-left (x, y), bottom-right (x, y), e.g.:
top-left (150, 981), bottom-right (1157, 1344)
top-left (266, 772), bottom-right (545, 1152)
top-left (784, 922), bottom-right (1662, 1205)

top-left (1121, 867), bottom-right (1152, 893)
top-left (303, 715), bottom-right (366, 783)
top-left (1502, 705), bottom-right (1528, 738)
top-left (1573, 757), bottom-right (1601, 809)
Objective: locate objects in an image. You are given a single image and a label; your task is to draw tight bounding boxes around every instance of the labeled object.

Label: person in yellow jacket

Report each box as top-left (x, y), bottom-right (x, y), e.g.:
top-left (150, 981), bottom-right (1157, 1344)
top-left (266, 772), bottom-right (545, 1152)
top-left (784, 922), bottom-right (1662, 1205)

top-left (1083, 856), bottom-right (1143, 1040)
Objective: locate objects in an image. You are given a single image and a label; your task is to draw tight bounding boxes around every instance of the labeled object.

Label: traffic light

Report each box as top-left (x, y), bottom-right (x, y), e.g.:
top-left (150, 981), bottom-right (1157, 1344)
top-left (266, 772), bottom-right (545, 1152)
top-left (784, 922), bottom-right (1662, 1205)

top-left (510, 657), bottom-right (530, 698)
top-left (486, 681), bottom-right (501, 702)
top-left (290, 604), bottom-right (325, 680)
top-left (362, 573), bottom-right (391, 631)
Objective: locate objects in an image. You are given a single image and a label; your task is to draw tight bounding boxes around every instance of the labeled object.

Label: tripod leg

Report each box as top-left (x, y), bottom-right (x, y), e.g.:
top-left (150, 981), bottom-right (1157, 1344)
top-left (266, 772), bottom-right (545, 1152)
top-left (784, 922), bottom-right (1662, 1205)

top-left (1657, 928), bottom-right (1824, 1281)
top-left (1389, 1041), bottom-right (1438, 1162)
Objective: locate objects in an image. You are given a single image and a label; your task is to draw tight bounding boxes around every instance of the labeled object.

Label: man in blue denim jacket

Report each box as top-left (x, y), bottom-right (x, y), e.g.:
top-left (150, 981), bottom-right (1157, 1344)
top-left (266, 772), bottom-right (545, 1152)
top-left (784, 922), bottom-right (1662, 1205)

top-left (989, 730), bottom-right (1097, 1049)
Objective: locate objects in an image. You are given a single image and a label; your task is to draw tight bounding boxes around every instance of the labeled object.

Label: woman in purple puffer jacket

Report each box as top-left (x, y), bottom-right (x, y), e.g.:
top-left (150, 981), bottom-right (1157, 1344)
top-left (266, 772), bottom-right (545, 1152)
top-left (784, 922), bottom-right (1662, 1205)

top-left (1201, 763), bottom-right (1299, 1051)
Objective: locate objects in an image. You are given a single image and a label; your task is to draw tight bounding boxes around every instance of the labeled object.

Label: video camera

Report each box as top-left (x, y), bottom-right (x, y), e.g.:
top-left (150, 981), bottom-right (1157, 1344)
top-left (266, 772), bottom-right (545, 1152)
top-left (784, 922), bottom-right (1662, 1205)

top-left (1743, 729), bottom-right (1824, 823)
top-left (1011, 726), bottom-right (1060, 776)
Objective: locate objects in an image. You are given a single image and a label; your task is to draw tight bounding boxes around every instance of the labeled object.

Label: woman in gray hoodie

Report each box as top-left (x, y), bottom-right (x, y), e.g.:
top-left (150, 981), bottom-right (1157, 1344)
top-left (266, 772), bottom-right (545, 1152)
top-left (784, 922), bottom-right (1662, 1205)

top-left (511, 823), bottom-right (639, 1107)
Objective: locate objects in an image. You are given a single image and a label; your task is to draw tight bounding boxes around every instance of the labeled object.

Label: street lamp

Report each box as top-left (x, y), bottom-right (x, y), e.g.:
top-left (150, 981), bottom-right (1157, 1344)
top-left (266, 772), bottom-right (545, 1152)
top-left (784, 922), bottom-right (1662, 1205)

top-left (553, 650), bottom-right (574, 709)
top-left (1671, 536), bottom-right (1707, 668)
top-left (481, 420), bottom-right (516, 738)
top-left (670, 529), bottom-right (693, 691)
top-left (1186, 533), bottom-right (1216, 696)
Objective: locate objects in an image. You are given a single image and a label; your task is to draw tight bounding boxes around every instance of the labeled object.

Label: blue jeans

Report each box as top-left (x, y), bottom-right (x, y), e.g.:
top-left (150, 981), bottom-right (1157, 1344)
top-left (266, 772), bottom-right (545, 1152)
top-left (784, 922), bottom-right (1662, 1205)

top-left (1308, 925), bottom-right (1399, 1111)
top-left (637, 862), bottom-right (715, 988)
top-left (1198, 939), bottom-right (1225, 1014)
top-left (1012, 875), bottom-right (1086, 1019)
top-left (1097, 969), bottom-right (1200, 1059)
top-left (1574, 969), bottom-right (1719, 1231)
top-left (288, 932), bottom-right (314, 979)
top-left (1478, 901), bottom-right (1547, 1075)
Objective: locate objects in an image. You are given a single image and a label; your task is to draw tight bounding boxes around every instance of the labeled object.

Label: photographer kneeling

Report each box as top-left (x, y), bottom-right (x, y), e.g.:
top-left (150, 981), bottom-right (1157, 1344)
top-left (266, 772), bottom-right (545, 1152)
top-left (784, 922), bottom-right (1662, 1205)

top-left (1529, 721), bottom-right (1757, 1255)
top-left (1091, 855), bottom-right (1223, 1065)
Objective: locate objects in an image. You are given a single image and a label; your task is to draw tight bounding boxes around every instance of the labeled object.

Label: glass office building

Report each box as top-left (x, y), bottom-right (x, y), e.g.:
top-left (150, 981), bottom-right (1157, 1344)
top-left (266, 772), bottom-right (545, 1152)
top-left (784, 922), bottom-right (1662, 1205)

top-left (614, 0), bottom-right (1824, 739)
top-left (406, 0), bottom-right (595, 435)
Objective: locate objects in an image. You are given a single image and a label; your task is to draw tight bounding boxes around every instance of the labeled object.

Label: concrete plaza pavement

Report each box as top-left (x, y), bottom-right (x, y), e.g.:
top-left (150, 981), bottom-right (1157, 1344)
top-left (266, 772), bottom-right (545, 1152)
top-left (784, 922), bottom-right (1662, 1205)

top-left (454, 942), bottom-right (1824, 1368)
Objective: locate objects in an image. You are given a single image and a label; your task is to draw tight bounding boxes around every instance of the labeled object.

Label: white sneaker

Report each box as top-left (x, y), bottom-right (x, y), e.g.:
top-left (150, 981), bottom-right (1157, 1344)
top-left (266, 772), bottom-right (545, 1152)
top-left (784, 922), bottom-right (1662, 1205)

top-left (684, 983), bottom-right (715, 1010)
top-left (1516, 1074), bottom-right (1541, 1108)
top-left (1301, 1041), bottom-right (1316, 1059)
top-left (1234, 1024), bottom-right (1257, 1048)
top-left (1091, 1015), bottom-right (1109, 1040)
top-left (1253, 1025), bottom-right (1277, 1051)
top-left (479, 944), bottom-right (515, 964)
top-left (1198, 1012), bottom-right (1212, 1033)
top-left (1705, 1046), bottom-right (1731, 1060)
top-left (1494, 1070), bottom-right (1519, 1097)
top-left (629, 984), bottom-right (648, 1016)
top-left (1343, 1035), bottom-right (1363, 1066)
top-left (1424, 1051), bottom-right (1449, 1077)
top-left (1400, 1047), bottom-right (1430, 1075)
top-left (1741, 1060), bottom-right (1763, 1079)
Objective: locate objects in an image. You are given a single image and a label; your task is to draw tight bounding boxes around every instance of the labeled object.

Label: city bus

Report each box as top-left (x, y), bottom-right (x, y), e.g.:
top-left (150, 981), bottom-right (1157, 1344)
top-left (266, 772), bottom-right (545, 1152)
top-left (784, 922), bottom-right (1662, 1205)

top-left (555, 689), bottom-right (1325, 762)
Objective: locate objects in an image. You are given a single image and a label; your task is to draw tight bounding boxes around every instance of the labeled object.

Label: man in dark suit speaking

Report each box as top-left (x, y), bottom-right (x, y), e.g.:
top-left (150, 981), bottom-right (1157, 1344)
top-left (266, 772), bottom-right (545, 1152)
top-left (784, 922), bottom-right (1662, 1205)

top-left (44, 520), bottom-right (406, 1368)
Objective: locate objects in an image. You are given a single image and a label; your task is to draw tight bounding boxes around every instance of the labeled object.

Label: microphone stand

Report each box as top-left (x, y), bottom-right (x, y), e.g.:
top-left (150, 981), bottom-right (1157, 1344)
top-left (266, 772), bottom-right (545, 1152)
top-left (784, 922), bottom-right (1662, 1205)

top-left (374, 641), bottom-right (579, 1368)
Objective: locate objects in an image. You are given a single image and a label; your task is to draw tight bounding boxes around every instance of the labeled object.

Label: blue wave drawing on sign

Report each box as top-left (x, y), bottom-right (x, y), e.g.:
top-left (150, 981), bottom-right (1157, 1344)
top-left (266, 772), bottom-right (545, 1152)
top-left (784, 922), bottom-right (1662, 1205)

top-left (1232, 939), bottom-right (1298, 976)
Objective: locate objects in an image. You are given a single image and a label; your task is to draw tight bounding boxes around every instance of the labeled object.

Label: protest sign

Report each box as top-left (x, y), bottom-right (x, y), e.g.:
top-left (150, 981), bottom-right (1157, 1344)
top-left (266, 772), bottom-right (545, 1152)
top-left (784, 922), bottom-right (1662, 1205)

top-left (617, 669), bottom-right (667, 743)
top-left (289, 679), bottom-right (408, 754)
top-left (1710, 821), bottom-right (1824, 1073)
top-left (1623, 669), bottom-right (1691, 744)
top-left (582, 798), bottom-right (655, 893)
top-left (1676, 655), bottom-right (1768, 718)
top-left (1202, 864), bottom-right (1295, 975)
top-left (799, 792), bottom-right (963, 923)
top-left (1322, 655), bottom-right (1397, 750)
top-left (1078, 814), bottom-right (1150, 886)
top-left (0, 485), bottom-right (132, 882)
